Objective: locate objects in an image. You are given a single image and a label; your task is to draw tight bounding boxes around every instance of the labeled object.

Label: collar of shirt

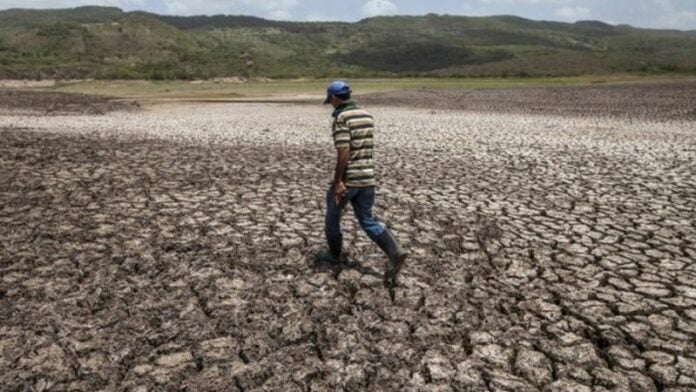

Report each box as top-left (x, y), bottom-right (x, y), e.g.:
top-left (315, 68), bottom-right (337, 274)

top-left (331, 101), bottom-right (357, 118)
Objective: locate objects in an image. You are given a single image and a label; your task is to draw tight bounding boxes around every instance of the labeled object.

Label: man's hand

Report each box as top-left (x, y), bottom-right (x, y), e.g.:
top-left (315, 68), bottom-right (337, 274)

top-left (335, 180), bottom-right (347, 206)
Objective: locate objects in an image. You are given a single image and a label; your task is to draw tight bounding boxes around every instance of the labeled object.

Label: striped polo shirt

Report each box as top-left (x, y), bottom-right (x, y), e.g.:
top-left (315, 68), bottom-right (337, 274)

top-left (331, 101), bottom-right (377, 188)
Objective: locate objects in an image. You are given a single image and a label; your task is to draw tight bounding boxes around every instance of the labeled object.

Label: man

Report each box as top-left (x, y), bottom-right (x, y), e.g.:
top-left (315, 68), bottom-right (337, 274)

top-left (321, 80), bottom-right (408, 286)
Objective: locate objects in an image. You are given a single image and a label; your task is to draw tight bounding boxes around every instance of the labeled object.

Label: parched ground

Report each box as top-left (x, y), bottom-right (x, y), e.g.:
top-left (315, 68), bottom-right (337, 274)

top-left (359, 81), bottom-right (696, 122)
top-left (1, 85), bottom-right (695, 391)
top-left (0, 89), bottom-right (139, 116)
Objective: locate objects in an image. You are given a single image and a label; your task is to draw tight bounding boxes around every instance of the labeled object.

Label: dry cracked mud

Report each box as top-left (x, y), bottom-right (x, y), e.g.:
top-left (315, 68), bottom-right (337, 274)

top-left (359, 81), bottom-right (696, 122)
top-left (1, 85), bottom-right (695, 391)
top-left (0, 89), bottom-right (139, 116)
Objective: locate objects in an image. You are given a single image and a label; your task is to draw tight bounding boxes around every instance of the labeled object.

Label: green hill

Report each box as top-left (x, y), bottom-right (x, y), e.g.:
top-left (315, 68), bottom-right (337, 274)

top-left (0, 6), bottom-right (124, 27)
top-left (0, 7), bottom-right (695, 79)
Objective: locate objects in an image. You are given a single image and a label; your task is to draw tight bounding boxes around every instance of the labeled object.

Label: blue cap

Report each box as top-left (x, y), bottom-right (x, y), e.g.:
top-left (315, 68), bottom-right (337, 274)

top-left (324, 80), bottom-right (352, 104)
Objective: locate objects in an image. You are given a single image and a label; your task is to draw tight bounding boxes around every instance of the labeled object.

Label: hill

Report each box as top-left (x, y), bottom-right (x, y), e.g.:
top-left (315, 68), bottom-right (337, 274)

top-left (0, 7), bottom-right (695, 79)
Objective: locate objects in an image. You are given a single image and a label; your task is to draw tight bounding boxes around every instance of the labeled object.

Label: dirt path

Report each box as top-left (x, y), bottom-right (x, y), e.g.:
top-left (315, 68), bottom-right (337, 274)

top-left (1, 102), bottom-right (695, 391)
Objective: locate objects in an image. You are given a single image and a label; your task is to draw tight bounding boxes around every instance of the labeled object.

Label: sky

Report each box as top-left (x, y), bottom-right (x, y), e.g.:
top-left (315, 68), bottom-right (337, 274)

top-left (1, 0), bottom-right (695, 30)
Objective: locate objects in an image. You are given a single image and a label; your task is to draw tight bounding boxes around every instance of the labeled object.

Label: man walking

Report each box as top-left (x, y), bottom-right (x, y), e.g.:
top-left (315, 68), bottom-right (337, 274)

top-left (321, 80), bottom-right (408, 286)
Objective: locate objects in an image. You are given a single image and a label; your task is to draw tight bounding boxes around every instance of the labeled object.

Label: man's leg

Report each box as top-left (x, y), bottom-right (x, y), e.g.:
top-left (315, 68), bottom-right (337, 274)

top-left (323, 185), bottom-right (343, 261)
top-left (350, 187), bottom-right (408, 285)
top-left (349, 187), bottom-right (386, 242)
top-left (324, 186), bottom-right (360, 262)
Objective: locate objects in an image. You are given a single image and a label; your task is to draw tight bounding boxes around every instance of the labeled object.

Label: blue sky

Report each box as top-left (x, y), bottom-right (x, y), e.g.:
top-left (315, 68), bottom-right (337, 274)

top-left (1, 0), bottom-right (695, 30)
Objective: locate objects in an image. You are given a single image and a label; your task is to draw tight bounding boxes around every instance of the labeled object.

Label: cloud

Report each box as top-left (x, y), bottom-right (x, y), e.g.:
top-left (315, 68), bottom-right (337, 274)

top-left (647, 0), bottom-right (696, 29)
top-left (0, 0), bottom-right (303, 19)
top-left (458, 4), bottom-right (493, 17)
top-left (302, 12), bottom-right (332, 22)
top-left (266, 9), bottom-right (292, 20)
top-left (555, 6), bottom-right (591, 21)
top-left (361, 0), bottom-right (398, 18)
top-left (477, 0), bottom-right (573, 4)
top-left (657, 10), bottom-right (696, 29)
top-left (161, 0), bottom-right (298, 18)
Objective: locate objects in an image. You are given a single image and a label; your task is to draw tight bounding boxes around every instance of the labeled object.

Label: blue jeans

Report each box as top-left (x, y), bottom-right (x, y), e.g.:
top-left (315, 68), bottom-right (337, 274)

top-left (325, 186), bottom-right (386, 249)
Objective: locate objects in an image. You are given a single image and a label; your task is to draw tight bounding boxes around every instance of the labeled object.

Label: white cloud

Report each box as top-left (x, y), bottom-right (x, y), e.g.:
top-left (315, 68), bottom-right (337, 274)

top-left (361, 0), bottom-right (398, 18)
top-left (267, 9), bottom-right (292, 20)
top-left (302, 12), bottom-right (332, 22)
top-left (555, 6), bottom-right (590, 21)
top-left (657, 10), bottom-right (696, 29)
top-left (477, 0), bottom-right (573, 4)
top-left (647, 0), bottom-right (696, 29)
top-left (163, 1), bottom-right (187, 15)
top-left (458, 4), bottom-right (493, 17)
top-left (160, 0), bottom-right (298, 18)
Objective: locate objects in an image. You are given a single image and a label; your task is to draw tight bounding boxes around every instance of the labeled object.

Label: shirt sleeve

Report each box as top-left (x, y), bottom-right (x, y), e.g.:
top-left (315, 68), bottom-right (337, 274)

top-left (332, 117), bottom-right (351, 148)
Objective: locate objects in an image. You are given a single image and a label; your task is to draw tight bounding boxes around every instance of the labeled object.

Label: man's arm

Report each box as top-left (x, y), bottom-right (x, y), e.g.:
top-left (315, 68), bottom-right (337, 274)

top-left (334, 146), bottom-right (350, 203)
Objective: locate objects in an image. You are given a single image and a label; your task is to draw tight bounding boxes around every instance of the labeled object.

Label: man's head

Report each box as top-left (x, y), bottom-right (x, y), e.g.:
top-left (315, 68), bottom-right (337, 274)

top-left (324, 80), bottom-right (352, 108)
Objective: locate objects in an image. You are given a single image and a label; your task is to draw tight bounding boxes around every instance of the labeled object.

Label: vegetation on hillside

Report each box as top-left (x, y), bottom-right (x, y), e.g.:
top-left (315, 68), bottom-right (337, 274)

top-left (0, 6), bottom-right (695, 79)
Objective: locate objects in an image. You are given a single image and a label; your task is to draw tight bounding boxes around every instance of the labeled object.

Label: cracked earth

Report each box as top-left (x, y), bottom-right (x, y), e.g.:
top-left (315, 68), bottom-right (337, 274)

top-left (1, 85), bottom-right (695, 391)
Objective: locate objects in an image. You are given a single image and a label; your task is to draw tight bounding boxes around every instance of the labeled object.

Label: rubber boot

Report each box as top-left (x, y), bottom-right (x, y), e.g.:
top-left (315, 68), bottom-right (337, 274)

top-left (318, 236), bottom-right (342, 265)
top-left (375, 228), bottom-right (408, 285)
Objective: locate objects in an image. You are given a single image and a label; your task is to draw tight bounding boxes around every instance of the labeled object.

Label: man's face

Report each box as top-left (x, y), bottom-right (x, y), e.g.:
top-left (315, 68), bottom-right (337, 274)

top-left (329, 95), bottom-right (341, 109)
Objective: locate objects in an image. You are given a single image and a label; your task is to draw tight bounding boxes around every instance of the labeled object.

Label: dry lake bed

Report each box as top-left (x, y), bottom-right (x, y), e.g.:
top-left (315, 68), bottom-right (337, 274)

top-left (1, 83), bottom-right (695, 391)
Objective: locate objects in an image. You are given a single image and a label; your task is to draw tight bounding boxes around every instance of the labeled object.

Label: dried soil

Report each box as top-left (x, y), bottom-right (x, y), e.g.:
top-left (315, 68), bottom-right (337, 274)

top-left (0, 94), bottom-right (695, 391)
top-left (0, 89), bottom-right (139, 116)
top-left (359, 81), bottom-right (696, 121)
